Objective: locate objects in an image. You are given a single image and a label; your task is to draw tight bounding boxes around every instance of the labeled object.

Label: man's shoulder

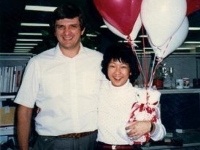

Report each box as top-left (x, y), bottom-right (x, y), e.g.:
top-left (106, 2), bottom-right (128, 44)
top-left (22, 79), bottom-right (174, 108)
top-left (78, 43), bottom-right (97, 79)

top-left (83, 47), bottom-right (103, 57)
top-left (32, 47), bottom-right (56, 59)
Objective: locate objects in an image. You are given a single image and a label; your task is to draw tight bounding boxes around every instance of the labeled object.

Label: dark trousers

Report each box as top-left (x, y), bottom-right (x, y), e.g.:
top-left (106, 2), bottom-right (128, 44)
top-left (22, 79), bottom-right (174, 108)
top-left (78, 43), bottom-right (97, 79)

top-left (33, 132), bottom-right (97, 150)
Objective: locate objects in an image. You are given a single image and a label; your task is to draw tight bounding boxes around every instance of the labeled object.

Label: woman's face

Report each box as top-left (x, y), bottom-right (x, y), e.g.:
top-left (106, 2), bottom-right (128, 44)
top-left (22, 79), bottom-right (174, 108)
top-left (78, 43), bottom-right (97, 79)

top-left (108, 59), bottom-right (131, 87)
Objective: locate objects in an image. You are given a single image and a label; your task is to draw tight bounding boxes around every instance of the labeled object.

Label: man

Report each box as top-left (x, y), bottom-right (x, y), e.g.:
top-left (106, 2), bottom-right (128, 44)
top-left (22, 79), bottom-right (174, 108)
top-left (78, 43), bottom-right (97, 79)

top-left (14, 3), bottom-right (103, 150)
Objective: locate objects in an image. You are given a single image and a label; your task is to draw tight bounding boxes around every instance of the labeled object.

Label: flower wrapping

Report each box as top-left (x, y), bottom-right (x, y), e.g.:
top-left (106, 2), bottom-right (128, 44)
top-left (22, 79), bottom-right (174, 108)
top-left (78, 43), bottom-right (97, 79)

top-left (128, 88), bottom-right (161, 145)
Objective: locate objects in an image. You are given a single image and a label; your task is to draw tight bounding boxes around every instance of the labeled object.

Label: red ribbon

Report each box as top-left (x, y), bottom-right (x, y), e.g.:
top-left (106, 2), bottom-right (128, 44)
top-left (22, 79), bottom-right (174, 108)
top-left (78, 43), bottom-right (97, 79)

top-left (129, 101), bottom-right (158, 122)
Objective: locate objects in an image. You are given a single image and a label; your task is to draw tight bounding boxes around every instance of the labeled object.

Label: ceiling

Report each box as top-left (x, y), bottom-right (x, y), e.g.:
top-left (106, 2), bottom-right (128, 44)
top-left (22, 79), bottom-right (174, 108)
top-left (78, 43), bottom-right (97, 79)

top-left (0, 0), bottom-right (200, 55)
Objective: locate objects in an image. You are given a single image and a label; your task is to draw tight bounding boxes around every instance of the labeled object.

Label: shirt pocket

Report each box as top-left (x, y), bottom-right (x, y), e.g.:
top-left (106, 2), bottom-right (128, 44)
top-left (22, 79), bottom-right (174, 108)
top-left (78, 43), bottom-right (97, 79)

top-left (42, 73), bottom-right (64, 97)
top-left (82, 72), bottom-right (99, 95)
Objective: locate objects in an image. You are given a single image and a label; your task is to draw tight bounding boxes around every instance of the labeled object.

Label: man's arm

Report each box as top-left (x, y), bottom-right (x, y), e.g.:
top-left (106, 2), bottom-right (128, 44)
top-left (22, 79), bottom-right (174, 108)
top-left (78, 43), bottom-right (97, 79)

top-left (17, 105), bottom-right (33, 150)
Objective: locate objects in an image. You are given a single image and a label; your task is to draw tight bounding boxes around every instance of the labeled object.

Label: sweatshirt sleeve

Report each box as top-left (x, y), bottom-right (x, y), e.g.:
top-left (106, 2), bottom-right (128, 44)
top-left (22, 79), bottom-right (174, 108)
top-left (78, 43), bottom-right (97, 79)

top-left (150, 108), bottom-right (166, 141)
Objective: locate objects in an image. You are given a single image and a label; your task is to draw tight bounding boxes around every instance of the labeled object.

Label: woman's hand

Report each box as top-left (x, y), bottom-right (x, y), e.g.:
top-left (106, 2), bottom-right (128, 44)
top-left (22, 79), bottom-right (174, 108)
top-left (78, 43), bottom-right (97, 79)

top-left (125, 121), bottom-right (151, 139)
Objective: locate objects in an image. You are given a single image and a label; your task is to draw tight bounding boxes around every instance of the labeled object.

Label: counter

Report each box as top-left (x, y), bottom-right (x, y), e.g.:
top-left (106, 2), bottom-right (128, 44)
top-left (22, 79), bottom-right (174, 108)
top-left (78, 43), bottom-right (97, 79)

top-left (159, 88), bottom-right (200, 94)
top-left (145, 88), bottom-right (200, 149)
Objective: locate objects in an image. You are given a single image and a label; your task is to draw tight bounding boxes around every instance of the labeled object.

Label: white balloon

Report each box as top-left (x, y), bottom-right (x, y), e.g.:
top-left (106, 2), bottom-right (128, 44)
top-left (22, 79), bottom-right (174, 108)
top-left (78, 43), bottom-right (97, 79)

top-left (130, 15), bottom-right (142, 41)
top-left (141, 0), bottom-right (187, 46)
top-left (103, 14), bottom-right (142, 41)
top-left (150, 17), bottom-right (189, 59)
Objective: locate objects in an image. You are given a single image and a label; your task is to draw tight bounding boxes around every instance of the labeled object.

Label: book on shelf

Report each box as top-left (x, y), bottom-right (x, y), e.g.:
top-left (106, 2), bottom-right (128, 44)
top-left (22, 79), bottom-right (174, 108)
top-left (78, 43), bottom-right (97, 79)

top-left (0, 65), bottom-right (25, 93)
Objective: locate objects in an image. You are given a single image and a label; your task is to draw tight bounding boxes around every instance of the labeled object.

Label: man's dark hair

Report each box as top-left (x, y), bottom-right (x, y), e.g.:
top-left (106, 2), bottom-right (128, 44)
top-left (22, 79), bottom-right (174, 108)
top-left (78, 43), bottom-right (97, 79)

top-left (101, 44), bottom-right (140, 84)
top-left (51, 3), bottom-right (86, 32)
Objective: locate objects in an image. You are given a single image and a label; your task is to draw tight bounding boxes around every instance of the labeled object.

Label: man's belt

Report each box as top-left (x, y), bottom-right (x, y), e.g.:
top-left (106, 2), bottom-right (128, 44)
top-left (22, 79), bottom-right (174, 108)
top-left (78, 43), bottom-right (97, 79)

top-left (58, 130), bottom-right (97, 138)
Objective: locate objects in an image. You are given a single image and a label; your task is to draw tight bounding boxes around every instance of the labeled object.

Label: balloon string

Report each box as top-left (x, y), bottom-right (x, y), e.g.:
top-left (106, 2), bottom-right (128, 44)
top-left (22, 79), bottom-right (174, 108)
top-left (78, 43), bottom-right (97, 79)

top-left (141, 25), bottom-right (148, 88)
top-left (127, 35), bottom-right (145, 86)
top-left (161, 36), bottom-right (172, 57)
top-left (149, 55), bottom-right (156, 87)
top-left (148, 36), bottom-right (172, 87)
top-left (149, 59), bottom-right (163, 87)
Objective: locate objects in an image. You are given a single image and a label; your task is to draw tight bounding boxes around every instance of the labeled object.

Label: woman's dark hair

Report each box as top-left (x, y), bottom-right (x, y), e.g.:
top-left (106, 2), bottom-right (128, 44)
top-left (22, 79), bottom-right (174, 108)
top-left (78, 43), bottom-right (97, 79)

top-left (51, 3), bottom-right (86, 32)
top-left (101, 44), bottom-right (140, 83)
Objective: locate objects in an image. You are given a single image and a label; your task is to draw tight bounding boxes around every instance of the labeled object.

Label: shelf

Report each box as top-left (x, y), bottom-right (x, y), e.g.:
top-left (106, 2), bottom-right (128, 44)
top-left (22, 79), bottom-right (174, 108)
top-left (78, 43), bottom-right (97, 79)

top-left (0, 54), bottom-right (33, 67)
top-left (0, 126), bottom-right (15, 136)
top-left (143, 143), bottom-right (200, 150)
top-left (0, 95), bottom-right (15, 101)
top-left (159, 88), bottom-right (200, 94)
top-left (143, 130), bottom-right (200, 149)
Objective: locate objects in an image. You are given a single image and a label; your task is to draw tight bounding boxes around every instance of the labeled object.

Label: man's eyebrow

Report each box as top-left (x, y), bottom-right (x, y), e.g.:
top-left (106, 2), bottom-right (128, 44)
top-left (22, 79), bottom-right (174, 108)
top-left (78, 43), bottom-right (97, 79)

top-left (55, 23), bottom-right (79, 26)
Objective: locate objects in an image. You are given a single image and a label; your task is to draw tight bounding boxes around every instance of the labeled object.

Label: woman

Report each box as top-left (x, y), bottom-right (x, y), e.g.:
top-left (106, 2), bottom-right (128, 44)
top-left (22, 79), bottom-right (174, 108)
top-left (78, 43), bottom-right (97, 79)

top-left (96, 44), bottom-right (166, 150)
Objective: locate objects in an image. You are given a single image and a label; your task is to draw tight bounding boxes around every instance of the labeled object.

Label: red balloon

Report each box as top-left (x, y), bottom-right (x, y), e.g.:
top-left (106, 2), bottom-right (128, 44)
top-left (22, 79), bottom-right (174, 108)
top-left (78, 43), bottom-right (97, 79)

top-left (186, 0), bottom-right (200, 15)
top-left (93, 0), bottom-right (142, 35)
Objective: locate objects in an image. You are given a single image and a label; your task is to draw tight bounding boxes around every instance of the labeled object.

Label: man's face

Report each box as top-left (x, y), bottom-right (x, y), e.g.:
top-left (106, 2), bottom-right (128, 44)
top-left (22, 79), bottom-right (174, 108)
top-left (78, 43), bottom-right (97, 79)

top-left (54, 17), bottom-right (85, 51)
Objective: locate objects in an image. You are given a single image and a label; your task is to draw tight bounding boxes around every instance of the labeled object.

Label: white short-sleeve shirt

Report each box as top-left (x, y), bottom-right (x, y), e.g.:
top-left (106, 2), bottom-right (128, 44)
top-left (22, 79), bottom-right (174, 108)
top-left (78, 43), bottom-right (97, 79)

top-left (14, 44), bottom-right (103, 136)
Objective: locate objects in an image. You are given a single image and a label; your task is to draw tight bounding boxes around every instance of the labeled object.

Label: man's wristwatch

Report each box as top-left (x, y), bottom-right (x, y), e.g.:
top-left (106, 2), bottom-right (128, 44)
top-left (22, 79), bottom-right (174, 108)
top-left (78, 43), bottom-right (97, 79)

top-left (150, 122), bottom-right (154, 133)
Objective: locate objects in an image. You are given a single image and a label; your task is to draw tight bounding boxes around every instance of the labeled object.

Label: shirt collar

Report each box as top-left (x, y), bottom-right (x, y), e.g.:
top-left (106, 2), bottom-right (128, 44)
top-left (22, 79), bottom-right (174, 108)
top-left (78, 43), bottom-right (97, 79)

top-left (53, 43), bottom-right (86, 58)
top-left (109, 80), bottom-right (132, 90)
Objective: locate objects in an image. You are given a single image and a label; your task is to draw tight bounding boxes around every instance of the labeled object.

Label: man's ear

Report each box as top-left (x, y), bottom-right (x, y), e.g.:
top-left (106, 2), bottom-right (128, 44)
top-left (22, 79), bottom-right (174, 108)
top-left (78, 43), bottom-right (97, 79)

top-left (81, 28), bottom-right (85, 35)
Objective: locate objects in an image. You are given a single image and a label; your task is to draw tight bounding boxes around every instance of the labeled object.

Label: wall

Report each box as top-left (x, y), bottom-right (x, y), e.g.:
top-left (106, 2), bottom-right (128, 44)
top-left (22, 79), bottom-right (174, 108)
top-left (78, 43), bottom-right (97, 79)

top-left (136, 54), bottom-right (200, 88)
